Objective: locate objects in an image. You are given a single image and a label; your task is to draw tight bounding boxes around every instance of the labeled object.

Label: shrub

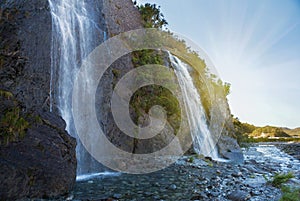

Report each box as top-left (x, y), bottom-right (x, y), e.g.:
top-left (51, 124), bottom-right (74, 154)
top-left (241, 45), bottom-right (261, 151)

top-left (137, 3), bottom-right (168, 29)
top-left (271, 172), bottom-right (294, 188)
top-left (280, 186), bottom-right (300, 201)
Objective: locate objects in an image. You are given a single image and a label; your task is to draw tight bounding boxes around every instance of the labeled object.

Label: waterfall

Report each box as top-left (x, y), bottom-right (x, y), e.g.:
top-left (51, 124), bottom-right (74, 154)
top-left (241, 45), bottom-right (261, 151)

top-left (169, 53), bottom-right (219, 160)
top-left (48, 0), bottom-right (104, 175)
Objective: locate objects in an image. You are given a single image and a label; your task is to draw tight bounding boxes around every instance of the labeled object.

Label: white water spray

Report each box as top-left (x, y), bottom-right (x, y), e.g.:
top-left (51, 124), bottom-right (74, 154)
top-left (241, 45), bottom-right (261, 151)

top-left (169, 53), bottom-right (219, 159)
top-left (48, 0), bottom-right (104, 175)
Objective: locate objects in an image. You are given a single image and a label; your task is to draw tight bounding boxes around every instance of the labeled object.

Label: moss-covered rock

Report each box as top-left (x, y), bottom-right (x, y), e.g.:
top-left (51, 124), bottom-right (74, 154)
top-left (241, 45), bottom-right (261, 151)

top-left (0, 94), bottom-right (76, 199)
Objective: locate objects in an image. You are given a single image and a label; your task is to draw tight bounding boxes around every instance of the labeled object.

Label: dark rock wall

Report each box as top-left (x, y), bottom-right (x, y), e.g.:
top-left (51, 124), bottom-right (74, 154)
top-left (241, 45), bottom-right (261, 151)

top-left (0, 0), bottom-right (243, 198)
top-left (0, 97), bottom-right (77, 199)
top-left (97, 0), bottom-right (144, 153)
top-left (0, 0), bottom-right (52, 111)
top-left (0, 0), bottom-right (77, 199)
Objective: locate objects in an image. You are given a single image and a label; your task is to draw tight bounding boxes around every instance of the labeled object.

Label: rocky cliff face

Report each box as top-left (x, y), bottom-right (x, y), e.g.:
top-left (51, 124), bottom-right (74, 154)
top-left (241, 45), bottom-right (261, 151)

top-left (0, 0), bottom-right (77, 199)
top-left (0, 97), bottom-right (77, 200)
top-left (0, 0), bottom-right (242, 198)
top-left (0, 0), bottom-right (52, 110)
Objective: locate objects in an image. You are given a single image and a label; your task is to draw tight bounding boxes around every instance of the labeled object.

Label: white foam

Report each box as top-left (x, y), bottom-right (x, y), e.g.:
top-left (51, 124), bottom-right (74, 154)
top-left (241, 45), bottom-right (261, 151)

top-left (76, 172), bottom-right (121, 182)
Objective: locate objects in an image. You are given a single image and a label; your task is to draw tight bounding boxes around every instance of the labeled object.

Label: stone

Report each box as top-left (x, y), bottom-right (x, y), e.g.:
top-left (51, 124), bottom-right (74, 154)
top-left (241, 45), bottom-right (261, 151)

top-left (112, 193), bottom-right (123, 199)
top-left (0, 99), bottom-right (76, 199)
top-left (232, 172), bottom-right (243, 177)
top-left (227, 190), bottom-right (251, 201)
top-left (169, 184), bottom-right (177, 190)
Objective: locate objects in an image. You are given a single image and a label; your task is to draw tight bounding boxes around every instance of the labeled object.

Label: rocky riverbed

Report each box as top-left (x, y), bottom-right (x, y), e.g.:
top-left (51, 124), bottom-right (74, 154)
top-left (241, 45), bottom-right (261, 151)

top-left (275, 142), bottom-right (300, 160)
top-left (18, 143), bottom-right (300, 201)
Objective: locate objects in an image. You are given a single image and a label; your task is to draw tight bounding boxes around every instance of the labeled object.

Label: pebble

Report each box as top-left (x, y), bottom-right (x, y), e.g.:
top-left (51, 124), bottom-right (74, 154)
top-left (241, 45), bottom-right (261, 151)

top-left (169, 184), bottom-right (177, 190)
top-left (66, 144), bottom-right (298, 201)
top-left (112, 193), bottom-right (122, 199)
top-left (227, 190), bottom-right (251, 201)
top-left (232, 172), bottom-right (243, 177)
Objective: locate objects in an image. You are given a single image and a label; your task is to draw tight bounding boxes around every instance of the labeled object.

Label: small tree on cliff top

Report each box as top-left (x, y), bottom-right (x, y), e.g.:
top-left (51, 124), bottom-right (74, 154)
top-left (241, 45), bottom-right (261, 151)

top-left (137, 3), bottom-right (168, 29)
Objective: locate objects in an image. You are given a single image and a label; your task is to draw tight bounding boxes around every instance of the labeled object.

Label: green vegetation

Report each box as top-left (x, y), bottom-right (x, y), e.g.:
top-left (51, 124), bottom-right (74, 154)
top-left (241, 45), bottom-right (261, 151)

top-left (130, 3), bottom-right (232, 133)
top-left (232, 117), bottom-right (257, 145)
top-left (232, 117), bottom-right (300, 145)
top-left (137, 3), bottom-right (168, 29)
top-left (269, 172), bottom-right (300, 201)
top-left (283, 127), bottom-right (300, 138)
top-left (0, 89), bottom-right (13, 99)
top-left (280, 186), bottom-right (300, 201)
top-left (250, 126), bottom-right (290, 138)
top-left (132, 49), bottom-right (164, 67)
top-left (130, 85), bottom-right (181, 134)
top-left (271, 172), bottom-right (294, 188)
top-left (130, 4), bottom-right (180, 134)
top-left (0, 90), bottom-right (29, 145)
top-left (187, 156), bottom-right (194, 163)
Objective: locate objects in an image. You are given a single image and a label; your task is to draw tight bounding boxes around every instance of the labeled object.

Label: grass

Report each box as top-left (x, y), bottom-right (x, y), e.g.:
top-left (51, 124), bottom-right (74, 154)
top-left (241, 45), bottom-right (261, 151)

top-left (269, 172), bottom-right (299, 201)
top-left (271, 172), bottom-right (295, 188)
top-left (187, 156), bottom-right (194, 163)
top-left (280, 186), bottom-right (300, 201)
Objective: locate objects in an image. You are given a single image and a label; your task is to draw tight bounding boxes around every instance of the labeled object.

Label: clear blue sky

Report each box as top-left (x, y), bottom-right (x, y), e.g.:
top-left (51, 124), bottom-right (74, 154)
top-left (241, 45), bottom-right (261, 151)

top-left (136, 0), bottom-right (300, 128)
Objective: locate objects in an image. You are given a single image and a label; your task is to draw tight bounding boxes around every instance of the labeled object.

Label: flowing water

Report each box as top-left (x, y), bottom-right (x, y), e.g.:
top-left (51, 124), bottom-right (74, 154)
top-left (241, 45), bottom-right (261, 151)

top-left (48, 0), bottom-right (219, 175)
top-left (169, 53), bottom-right (219, 159)
top-left (48, 0), bottom-right (104, 175)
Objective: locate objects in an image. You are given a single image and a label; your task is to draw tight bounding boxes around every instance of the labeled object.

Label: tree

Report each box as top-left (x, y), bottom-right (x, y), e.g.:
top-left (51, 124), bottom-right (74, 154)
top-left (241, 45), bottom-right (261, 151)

top-left (137, 3), bottom-right (168, 29)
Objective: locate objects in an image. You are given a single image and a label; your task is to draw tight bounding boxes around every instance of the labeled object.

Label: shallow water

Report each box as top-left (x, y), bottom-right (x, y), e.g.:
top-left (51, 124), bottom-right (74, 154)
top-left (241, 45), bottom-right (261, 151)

top-left (28, 143), bottom-right (299, 201)
top-left (244, 144), bottom-right (300, 177)
top-left (64, 144), bottom-right (299, 200)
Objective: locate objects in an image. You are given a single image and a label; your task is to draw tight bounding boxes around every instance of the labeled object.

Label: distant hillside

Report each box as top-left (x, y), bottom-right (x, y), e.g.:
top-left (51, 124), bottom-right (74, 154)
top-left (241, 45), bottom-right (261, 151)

top-left (250, 126), bottom-right (291, 138)
top-left (232, 118), bottom-right (299, 144)
top-left (282, 127), bottom-right (300, 137)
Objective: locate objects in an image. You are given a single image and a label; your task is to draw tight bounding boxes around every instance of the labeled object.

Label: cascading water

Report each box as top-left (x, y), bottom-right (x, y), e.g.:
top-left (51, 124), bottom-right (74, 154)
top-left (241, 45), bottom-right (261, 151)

top-left (169, 53), bottom-right (219, 160)
top-left (48, 0), bottom-right (220, 175)
top-left (48, 0), bottom-right (104, 175)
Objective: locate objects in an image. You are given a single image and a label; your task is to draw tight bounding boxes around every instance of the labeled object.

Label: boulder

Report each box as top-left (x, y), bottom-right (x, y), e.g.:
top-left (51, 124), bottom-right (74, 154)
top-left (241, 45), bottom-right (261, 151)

top-left (0, 97), bottom-right (76, 199)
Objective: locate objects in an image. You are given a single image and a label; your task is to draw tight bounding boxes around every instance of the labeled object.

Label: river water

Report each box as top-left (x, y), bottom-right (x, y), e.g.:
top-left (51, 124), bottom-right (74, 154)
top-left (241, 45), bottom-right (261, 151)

top-left (61, 143), bottom-right (299, 201)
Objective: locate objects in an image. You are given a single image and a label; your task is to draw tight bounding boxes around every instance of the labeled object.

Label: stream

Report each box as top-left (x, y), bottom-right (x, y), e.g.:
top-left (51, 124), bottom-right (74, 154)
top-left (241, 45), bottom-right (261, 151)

top-left (60, 143), bottom-right (300, 201)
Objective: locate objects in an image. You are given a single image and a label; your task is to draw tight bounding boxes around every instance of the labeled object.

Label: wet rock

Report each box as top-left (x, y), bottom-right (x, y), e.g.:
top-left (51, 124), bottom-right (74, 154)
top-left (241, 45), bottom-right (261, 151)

top-left (0, 99), bottom-right (76, 199)
top-left (169, 184), bottom-right (177, 190)
top-left (112, 193), bottom-right (122, 199)
top-left (227, 190), bottom-right (251, 201)
top-left (0, 0), bottom-right (53, 111)
top-left (232, 172), bottom-right (243, 177)
top-left (217, 135), bottom-right (244, 163)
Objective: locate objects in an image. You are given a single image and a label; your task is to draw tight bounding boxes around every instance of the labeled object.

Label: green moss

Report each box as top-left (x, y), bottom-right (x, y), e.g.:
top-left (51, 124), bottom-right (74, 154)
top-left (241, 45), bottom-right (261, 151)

top-left (25, 11), bottom-right (31, 18)
top-left (112, 68), bottom-right (121, 89)
top-left (0, 91), bottom-right (30, 145)
top-left (0, 107), bottom-right (30, 145)
top-left (27, 169), bottom-right (35, 187)
top-left (112, 68), bottom-right (120, 78)
top-left (0, 90), bottom-right (13, 99)
top-left (36, 142), bottom-right (45, 152)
